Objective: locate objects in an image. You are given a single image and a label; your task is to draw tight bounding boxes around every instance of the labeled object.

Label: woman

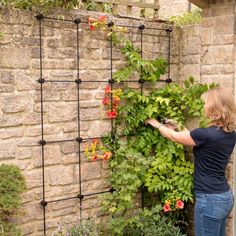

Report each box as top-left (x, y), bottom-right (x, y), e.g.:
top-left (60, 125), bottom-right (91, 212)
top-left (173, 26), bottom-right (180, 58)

top-left (146, 87), bottom-right (236, 236)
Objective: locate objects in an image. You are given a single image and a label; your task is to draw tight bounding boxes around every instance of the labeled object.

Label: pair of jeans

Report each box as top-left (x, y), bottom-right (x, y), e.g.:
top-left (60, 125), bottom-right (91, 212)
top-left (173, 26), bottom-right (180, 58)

top-left (194, 190), bottom-right (234, 236)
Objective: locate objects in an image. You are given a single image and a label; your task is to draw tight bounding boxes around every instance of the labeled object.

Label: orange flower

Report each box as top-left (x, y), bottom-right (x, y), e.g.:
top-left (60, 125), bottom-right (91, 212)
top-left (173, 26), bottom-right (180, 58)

top-left (98, 15), bottom-right (107, 23)
top-left (107, 110), bottom-right (117, 119)
top-left (105, 85), bottom-right (112, 94)
top-left (176, 200), bottom-right (184, 209)
top-left (88, 16), bottom-right (98, 24)
top-left (92, 139), bottom-right (99, 145)
top-left (114, 96), bottom-right (120, 106)
top-left (163, 203), bottom-right (171, 212)
top-left (103, 151), bottom-right (112, 160)
top-left (102, 96), bottom-right (109, 105)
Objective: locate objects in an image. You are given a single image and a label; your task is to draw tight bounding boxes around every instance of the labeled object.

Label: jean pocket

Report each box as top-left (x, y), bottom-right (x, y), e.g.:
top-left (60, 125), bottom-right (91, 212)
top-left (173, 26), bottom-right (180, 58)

top-left (204, 198), bottom-right (234, 220)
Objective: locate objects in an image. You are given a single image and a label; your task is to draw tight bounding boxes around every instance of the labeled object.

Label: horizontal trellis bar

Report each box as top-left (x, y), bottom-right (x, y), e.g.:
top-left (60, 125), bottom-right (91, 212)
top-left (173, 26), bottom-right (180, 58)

top-left (36, 79), bottom-right (172, 83)
top-left (43, 189), bottom-right (114, 204)
top-left (35, 14), bottom-right (171, 31)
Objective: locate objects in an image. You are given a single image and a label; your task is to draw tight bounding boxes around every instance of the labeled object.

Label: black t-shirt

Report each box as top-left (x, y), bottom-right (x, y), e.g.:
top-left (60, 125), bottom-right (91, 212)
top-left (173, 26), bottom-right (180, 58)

top-left (190, 126), bottom-right (236, 193)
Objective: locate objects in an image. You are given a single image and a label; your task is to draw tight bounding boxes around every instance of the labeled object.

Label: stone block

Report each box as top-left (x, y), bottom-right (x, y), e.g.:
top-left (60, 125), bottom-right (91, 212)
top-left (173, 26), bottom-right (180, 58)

top-left (201, 27), bottom-right (212, 46)
top-left (80, 108), bottom-right (101, 121)
top-left (81, 48), bottom-right (102, 60)
top-left (61, 142), bottom-right (79, 154)
top-left (23, 169), bottom-right (43, 189)
top-left (62, 153), bottom-right (78, 165)
top-left (0, 127), bottom-right (24, 139)
top-left (1, 70), bottom-right (15, 83)
top-left (48, 48), bottom-right (76, 59)
top-left (181, 64), bottom-right (200, 80)
top-left (2, 94), bottom-right (29, 113)
top-left (16, 147), bottom-right (32, 160)
top-left (212, 6), bottom-right (234, 17)
top-left (75, 162), bottom-right (102, 182)
top-left (0, 141), bottom-right (17, 159)
top-left (0, 82), bottom-right (15, 92)
top-left (49, 165), bottom-right (74, 186)
top-left (0, 113), bottom-right (23, 127)
top-left (213, 16), bottom-right (234, 35)
top-left (213, 34), bottom-right (234, 45)
top-left (22, 112), bottom-right (41, 125)
top-left (48, 102), bottom-right (77, 123)
top-left (0, 47), bottom-right (30, 69)
top-left (33, 145), bottom-right (62, 168)
top-left (21, 202), bottom-right (42, 223)
top-left (180, 55), bottom-right (200, 64)
top-left (202, 45), bottom-right (234, 64)
top-left (87, 120), bottom-right (111, 137)
top-left (16, 71), bottom-right (36, 91)
top-left (79, 59), bottom-right (110, 70)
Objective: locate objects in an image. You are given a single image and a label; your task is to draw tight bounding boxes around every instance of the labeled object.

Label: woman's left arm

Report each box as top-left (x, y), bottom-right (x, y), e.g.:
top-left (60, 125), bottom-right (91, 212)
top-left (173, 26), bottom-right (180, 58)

top-left (146, 119), bottom-right (196, 146)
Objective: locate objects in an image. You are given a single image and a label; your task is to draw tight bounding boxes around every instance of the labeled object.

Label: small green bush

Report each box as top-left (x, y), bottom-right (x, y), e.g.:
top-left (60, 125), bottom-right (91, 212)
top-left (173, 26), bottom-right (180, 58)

top-left (54, 218), bottom-right (99, 236)
top-left (169, 9), bottom-right (202, 27)
top-left (123, 205), bottom-right (186, 236)
top-left (0, 164), bottom-right (27, 236)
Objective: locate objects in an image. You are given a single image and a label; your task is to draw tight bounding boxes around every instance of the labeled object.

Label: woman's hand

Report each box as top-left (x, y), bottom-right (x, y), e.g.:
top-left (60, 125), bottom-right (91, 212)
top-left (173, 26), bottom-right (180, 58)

top-left (164, 118), bottom-right (179, 131)
top-left (145, 119), bottom-right (161, 129)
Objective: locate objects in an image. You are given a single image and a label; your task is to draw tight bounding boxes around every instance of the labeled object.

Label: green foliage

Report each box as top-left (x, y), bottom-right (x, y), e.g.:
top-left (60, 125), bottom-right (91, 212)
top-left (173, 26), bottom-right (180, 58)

top-left (54, 218), bottom-right (99, 236)
top-left (0, 0), bottom-right (81, 11)
top-left (123, 205), bottom-right (186, 236)
top-left (0, 164), bottom-right (27, 236)
top-left (0, 0), bottom-right (112, 13)
top-left (169, 9), bottom-right (202, 27)
top-left (102, 77), bottom-right (216, 234)
top-left (106, 204), bottom-right (186, 235)
top-left (111, 33), bottom-right (168, 83)
top-left (84, 0), bottom-right (112, 13)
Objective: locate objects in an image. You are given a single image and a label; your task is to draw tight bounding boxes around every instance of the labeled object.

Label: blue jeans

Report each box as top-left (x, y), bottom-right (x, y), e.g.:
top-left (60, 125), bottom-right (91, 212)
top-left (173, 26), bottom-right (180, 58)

top-left (194, 190), bottom-right (234, 236)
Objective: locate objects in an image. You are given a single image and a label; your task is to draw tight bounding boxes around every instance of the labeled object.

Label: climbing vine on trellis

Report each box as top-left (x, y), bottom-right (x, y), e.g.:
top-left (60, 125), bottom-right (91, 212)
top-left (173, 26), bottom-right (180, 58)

top-left (87, 15), bottom-right (216, 235)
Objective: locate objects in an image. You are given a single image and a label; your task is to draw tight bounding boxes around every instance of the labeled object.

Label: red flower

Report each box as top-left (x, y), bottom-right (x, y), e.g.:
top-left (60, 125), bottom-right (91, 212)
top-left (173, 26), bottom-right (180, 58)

top-left (89, 24), bottom-right (95, 31)
top-left (107, 110), bottom-right (117, 119)
top-left (92, 154), bottom-right (98, 161)
top-left (102, 96), bottom-right (109, 105)
top-left (176, 200), bottom-right (184, 209)
top-left (105, 85), bottom-right (112, 94)
top-left (98, 15), bottom-right (107, 22)
top-left (103, 152), bottom-right (112, 160)
top-left (163, 203), bottom-right (171, 212)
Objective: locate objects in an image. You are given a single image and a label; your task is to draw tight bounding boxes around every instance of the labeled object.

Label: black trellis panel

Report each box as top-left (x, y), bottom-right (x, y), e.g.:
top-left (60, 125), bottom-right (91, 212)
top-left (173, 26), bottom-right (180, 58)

top-left (35, 14), bottom-right (172, 235)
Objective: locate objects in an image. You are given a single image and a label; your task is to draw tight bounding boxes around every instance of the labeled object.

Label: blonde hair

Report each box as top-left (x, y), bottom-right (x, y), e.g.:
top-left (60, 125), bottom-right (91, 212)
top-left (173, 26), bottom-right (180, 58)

top-left (203, 87), bottom-right (236, 132)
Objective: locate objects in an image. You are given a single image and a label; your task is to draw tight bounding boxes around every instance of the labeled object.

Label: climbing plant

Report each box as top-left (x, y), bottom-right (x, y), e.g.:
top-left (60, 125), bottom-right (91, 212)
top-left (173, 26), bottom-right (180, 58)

top-left (86, 16), bottom-right (216, 235)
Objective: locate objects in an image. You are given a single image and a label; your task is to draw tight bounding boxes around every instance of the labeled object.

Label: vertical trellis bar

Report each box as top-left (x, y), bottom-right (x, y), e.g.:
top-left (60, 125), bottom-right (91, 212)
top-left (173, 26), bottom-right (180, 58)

top-left (139, 24), bottom-right (145, 210)
top-left (74, 18), bottom-right (83, 220)
top-left (108, 22), bottom-right (115, 136)
top-left (36, 13), bottom-right (47, 236)
top-left (139, 25), bottom-right (145, 95)
top-left (166, 28), bottom-right (173, 81)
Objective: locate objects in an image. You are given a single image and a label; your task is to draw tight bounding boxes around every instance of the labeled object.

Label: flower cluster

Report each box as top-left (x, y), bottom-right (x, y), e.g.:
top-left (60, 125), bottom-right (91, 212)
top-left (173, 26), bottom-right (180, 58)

top-left (163, 199), bottom-right (184, 212)
top-left (88, 15), bottom-right (107, 31)
top-left (103, 85), bottom-right (122, 119)
top-left (84, 139), bottom-right (112, 161)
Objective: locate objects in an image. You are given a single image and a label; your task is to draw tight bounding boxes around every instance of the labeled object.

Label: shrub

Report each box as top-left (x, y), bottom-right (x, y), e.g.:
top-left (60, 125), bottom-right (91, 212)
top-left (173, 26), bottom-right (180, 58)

top-left (169, 9), bottom-right (202, 27)
top-left (0, 164), bottom-right (27, 236)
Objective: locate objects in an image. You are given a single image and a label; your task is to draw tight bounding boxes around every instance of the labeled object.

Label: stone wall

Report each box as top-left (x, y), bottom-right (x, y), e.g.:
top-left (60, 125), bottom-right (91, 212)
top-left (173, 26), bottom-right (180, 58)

top-left (0, 8), bottom-right (171, 235)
